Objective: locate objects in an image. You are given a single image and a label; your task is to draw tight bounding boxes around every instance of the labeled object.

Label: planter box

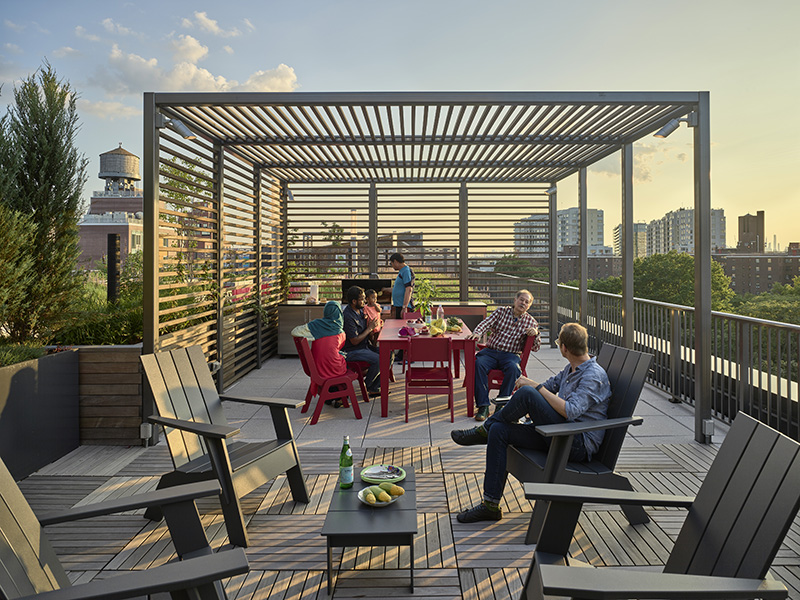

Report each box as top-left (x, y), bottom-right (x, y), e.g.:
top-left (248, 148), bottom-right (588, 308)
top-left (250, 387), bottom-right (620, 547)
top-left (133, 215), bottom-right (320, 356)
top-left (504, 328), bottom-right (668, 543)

top-left (0, 351), bottom-right (79, 480)
top-left (78, 345), bottom-right (143, 446)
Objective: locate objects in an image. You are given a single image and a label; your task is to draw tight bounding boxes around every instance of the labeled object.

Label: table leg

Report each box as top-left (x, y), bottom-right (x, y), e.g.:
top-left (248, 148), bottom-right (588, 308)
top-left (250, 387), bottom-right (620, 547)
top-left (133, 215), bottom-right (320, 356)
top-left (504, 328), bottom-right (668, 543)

top-left (452, 348), bottom-right (461, 379)
top-left (327, 540), bottom-right (333, 594)
top-left (465, 339), bottom-right (475, 417)
top-left (410, 539), bottom-right (414, 593)
top-left (380, 343), bottom-right (390, 417)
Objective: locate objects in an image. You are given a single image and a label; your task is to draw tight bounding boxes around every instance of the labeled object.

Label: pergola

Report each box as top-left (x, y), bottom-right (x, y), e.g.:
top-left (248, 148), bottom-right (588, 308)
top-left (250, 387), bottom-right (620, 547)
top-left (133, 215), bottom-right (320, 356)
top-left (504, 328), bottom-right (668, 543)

top-left (142, 91), bottom-right (713, 442)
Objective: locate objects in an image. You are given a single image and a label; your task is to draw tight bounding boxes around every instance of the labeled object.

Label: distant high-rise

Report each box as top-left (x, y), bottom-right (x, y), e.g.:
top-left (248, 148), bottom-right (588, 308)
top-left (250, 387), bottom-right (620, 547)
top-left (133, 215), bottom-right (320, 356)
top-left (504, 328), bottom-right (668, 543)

top-left (514, 206), bottom-right (610, 257)
top-left (613, 222), bottom-right (647, 258)
top-left (738, 211), bottom-right (765, 253)
top-left (645, 207), bottom-right (726, 256)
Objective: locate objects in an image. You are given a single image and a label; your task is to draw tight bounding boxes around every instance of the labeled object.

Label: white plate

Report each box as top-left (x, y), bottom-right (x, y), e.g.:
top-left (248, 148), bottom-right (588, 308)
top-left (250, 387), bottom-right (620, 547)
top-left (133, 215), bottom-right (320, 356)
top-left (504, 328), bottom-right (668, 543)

top-left (357, 486), bottom-right (400, 507)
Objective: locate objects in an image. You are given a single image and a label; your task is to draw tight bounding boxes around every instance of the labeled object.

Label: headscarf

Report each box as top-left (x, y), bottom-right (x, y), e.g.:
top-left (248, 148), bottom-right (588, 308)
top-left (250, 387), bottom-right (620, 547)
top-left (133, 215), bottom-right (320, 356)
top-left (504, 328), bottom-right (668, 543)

top-left (307, 301), bottom-right (344, 339)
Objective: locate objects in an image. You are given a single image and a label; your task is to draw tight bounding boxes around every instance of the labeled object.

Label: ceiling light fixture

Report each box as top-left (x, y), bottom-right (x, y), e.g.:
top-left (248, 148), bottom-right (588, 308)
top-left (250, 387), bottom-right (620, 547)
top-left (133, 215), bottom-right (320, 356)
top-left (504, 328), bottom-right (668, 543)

top-left (653, 112), bottom-right (698, 138)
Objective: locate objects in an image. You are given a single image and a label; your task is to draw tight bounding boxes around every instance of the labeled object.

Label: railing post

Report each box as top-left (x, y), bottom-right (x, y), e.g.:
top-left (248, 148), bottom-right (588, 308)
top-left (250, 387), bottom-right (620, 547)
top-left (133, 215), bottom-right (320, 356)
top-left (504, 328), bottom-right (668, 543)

top-left (670, 308), bottom-right (682, 403)
top-left (548, 185), bottom-right (558, 346)
top-left (738, 320), bottom-right (751, 415)
top-left (255, 167), bottom-right (263, 368)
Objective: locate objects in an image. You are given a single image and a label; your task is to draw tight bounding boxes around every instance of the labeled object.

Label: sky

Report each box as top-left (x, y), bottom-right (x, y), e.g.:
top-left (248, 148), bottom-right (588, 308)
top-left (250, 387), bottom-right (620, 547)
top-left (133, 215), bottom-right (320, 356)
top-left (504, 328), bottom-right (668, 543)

top-left (2, 0), bottom-right (798, 250)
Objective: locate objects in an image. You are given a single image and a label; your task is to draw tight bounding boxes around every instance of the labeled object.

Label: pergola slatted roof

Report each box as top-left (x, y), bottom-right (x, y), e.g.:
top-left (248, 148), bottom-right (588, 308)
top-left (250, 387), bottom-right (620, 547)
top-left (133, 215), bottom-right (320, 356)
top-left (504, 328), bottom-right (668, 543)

top-left (155, 91), bottom-right (697, 184)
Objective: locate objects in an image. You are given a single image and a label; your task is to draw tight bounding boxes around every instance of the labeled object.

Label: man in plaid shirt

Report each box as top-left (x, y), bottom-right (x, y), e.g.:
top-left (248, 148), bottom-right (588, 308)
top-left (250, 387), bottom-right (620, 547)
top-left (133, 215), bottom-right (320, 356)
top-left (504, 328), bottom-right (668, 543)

top-left (466, 289), bottom-right (541, 421)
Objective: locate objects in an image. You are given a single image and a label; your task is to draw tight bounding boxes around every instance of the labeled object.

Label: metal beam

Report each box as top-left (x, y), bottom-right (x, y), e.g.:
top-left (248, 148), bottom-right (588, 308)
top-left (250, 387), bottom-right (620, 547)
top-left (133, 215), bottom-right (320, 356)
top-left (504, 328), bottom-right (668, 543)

top-left (226, 135), bottom-right (620, 148)
top-left (368, 183), bottom-right (378, 274)
top-left (214, 145), bottom-right (225, 393)
top-left (459, 183), bottom-right (469, 301)
top-left (621, 144), bottom-right (634, 348)
top-left (693, 93), bottom-right (713, 444)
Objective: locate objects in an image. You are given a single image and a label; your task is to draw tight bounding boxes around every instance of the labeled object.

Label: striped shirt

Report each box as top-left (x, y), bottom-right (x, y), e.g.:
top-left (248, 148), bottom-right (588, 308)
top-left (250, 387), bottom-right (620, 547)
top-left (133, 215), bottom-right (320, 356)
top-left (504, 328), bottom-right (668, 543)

top-left (472, 306), bottom-right (541, 354)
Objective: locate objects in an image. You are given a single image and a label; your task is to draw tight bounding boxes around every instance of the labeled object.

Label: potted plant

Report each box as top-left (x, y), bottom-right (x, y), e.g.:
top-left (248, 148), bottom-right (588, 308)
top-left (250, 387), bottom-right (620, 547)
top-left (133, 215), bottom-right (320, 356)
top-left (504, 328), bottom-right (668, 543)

top-left (414, 276), bottom-right (437, 320)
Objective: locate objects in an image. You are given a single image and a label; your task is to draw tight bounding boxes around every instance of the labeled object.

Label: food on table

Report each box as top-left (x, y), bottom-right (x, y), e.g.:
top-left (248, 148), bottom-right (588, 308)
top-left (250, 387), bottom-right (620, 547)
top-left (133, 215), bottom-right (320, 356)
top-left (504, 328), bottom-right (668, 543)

top-left (368, 485), bottom-right (392, 502)
top-left (379, 482), bottom-right (405, 496)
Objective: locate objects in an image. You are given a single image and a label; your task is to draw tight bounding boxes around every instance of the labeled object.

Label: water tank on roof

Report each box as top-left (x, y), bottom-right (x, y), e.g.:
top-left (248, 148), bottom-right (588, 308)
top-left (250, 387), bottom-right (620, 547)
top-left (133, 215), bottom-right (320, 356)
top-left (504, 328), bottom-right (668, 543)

top-left (98, 143), bottom-right (140, 181)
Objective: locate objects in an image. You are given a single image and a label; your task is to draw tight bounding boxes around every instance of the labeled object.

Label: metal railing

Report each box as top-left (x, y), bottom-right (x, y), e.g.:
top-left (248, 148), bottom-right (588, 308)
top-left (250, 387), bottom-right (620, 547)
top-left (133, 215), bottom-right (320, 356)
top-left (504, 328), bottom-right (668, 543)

top-left (546, 281), bottom-right (799, 440)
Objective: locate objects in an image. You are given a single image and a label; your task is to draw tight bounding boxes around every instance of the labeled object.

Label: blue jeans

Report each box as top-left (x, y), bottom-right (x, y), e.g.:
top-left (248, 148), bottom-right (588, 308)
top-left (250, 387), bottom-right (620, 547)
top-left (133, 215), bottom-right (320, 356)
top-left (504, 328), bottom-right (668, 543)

top-left (345, 346), bottom-right (380, 392)
top-left (481, 386), bottom-right (588, 503)
top-left (475, 347), bottom-right (521, 408)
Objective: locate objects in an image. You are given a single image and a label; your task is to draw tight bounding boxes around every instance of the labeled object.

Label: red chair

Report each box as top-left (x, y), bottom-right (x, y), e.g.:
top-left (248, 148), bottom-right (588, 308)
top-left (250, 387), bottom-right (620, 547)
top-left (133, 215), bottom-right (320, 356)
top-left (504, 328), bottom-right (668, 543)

top-left (486, 333), bottom-right (537, 393)
top-left (294, 337), bottom-right (367, 425)
top-left (405, 336), bottom-right (454, 423)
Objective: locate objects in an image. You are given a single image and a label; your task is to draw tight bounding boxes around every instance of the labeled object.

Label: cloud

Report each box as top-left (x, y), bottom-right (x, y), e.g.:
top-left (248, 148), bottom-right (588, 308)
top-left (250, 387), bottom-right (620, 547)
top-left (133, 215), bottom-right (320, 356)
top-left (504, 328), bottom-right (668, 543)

top-left (75, 25), bottom-right (101, 42)
top-left (53, 46), bottom-right (80, 58)
top-left (4, 19), bottom-right (24, 33)
top-left (78, 98), bottom-right (141, 120)
top-left (589, 142), bottom-right (673, 183)
top-left (184, 11), bottom-right (241, 37)
top-left (234, 64), bottom-right (298, 92)
top-left (223, 45), bottom-right (234, 55)
top-left (171, 34), bottom-right (208, 64)
top-left (96, 44), bottom-right (297, 94)
top-left (102, 18), bottom-right (136, 36)
top-left (4, 43), bottom-right (23, 55)
top-left (243, 18), bottom-right (255, 32)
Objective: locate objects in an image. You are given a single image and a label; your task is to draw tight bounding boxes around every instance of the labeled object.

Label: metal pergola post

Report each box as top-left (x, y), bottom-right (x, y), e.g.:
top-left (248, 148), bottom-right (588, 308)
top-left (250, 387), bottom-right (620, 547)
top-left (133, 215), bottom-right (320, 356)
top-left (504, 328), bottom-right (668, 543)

top-left (142, 93), bottom-right (159, 356)
top-left (214, 144), bottom-right (225, 393)
top-left (368, 183), bottom-right (378, 274)
top-left (459, 183), bottom-right (469, 302)
top-left (694, 92), bottom-right (713, 444)
top-left (578, 168), bottom-right (588, 326)
top-left (548, 185), bottom-right (558, 346)
top-left (621, 144), bottom-right (634, 349)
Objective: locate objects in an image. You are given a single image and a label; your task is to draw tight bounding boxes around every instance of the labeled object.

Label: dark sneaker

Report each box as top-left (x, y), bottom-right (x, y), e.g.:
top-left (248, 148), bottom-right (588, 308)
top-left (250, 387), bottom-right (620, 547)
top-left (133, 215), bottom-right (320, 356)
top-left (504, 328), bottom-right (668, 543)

top-left (368, 389), bottom-right (381, 398)
top-left (474, 405), bottom-right (490, 421)
top-left (457, 503), bottom-right (502, 523)
top-left (450, 427), bottom-right (487, 446)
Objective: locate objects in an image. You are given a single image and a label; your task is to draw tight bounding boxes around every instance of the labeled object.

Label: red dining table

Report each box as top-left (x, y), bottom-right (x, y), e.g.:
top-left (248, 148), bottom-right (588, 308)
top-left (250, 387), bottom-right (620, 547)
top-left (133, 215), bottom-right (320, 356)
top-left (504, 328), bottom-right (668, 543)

top-left (377, 319), bottom-right (476, 418)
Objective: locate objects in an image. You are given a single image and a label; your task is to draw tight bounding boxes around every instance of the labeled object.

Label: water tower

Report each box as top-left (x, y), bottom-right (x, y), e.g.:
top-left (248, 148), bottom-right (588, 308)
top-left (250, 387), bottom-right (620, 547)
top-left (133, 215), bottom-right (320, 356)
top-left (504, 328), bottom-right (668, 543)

top-left (98, 143), bottom-right (140, 194)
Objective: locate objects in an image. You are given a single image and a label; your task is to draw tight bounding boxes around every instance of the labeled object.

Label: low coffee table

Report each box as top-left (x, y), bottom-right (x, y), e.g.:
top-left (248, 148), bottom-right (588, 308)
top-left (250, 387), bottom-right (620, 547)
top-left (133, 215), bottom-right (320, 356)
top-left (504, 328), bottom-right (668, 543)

top-left (321, 466), bottom-right (417, 594)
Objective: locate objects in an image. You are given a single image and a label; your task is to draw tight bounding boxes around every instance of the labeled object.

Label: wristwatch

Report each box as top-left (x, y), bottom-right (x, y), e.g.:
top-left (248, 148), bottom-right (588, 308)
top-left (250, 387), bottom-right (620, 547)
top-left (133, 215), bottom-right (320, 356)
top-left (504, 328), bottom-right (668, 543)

top-left (535, 383), bottom-right (544, 391)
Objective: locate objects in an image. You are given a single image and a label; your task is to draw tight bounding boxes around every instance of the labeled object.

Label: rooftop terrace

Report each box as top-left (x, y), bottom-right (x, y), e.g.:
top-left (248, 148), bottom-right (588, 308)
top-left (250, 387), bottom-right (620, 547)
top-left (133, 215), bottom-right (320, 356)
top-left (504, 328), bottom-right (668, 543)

top-left (19, 345), bottom-right (800, 599)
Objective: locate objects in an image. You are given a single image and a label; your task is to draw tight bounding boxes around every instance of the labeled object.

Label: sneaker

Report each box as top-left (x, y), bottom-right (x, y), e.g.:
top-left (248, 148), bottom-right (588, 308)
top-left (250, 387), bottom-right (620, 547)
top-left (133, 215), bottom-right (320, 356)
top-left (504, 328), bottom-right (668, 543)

top-left (457, 503), bottom-right (502, 523)
top-left (474, 405), bottom-right (490, 421)
top-left (368, 389), bottom-right (381, 398)
top-left (450, 426), bottom-right (487, 446)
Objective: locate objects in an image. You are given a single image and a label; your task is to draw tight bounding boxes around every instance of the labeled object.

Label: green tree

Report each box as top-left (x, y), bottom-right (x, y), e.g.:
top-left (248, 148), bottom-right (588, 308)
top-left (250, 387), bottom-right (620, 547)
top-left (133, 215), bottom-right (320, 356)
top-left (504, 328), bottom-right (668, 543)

top-left (0, 63), bottom-right (88, 342)
top-left (321, 221), bottom-right (344, 246)
top-left (736, 277), bottom-right (800, 325)
top-left (493, 255), bottom-right (548, 280)
top-left (0, 205), bottom-right (39, 337)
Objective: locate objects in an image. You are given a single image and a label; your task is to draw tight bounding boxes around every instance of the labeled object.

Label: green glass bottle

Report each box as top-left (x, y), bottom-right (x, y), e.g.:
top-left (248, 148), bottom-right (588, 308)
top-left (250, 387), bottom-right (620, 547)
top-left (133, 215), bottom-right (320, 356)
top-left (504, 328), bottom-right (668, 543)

top-left (339, 435), bottom-right (353, 489)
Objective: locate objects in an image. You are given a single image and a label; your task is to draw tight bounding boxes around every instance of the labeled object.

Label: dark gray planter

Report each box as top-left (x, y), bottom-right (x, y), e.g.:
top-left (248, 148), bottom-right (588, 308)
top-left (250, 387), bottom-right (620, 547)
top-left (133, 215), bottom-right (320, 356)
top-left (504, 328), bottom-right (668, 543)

top-left (0, 350), bottom-right (80, 480)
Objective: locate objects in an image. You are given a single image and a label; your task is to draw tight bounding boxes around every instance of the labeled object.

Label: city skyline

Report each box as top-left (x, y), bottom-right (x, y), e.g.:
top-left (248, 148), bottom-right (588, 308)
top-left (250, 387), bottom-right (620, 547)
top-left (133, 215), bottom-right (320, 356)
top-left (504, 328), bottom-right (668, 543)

top-left (2, 1), bottom-right (797, 248)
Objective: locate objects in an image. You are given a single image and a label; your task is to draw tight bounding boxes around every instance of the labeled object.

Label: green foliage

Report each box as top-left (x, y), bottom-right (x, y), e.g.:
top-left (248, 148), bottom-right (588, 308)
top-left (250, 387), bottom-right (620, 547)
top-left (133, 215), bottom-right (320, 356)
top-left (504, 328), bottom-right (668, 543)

top-left (0, 343), bottom-right (46, 368)
top-left (735, 277), bottom-right (800, 325)
top-left (0, 63), bottom-right (88, 342)
top-left (414, 275), bottom-right (437, 317)
top-left (493, 255), bottom-right (548, 281)
top-left (0, 205), bottom-right (39, 337)
top-left (321, 221), bottom-right (344, 246)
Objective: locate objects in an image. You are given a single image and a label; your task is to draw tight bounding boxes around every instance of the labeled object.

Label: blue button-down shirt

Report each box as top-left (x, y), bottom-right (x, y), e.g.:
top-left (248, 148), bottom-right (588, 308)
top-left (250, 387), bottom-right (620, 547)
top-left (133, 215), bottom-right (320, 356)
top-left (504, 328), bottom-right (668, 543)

top-left (542, 357), bottom-right (611, 458)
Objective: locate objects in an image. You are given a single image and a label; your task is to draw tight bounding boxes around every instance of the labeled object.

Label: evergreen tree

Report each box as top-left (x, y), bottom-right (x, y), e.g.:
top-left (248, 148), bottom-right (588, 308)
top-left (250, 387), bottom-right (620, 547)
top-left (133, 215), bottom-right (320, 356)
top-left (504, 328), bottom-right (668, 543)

top-left (0, 63), bottom-right (88, 342)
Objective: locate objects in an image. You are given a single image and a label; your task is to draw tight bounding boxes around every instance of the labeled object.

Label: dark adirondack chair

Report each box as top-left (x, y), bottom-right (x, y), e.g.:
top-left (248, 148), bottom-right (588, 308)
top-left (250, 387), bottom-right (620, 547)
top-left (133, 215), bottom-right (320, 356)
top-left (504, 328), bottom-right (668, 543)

top-left (506, 343), bottom-right (654, 543)
top-left (141, 345), bottom-right (310, 549)
top-left (0, 457), bottom-right (248, 599)
top-left (522, 412), bottom-right (800, 600)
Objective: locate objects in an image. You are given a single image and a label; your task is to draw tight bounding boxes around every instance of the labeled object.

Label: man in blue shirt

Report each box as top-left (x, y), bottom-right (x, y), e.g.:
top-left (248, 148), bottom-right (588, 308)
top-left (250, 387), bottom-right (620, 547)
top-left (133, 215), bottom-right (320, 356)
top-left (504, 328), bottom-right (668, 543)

top-left (342, 285), bottom-right (381, 396)
top-left (450, 322), bottom-right (611, 523)
top-left (388, 253), bottom-right (415, 319)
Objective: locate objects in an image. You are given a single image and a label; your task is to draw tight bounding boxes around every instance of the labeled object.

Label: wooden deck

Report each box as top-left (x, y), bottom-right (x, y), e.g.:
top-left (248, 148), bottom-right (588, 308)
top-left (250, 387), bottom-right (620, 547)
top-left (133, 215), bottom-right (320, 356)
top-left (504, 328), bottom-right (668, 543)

top-left (15, 348), bottom-right (800, 599)
top-left (20, 439), bottom-right (800, 599)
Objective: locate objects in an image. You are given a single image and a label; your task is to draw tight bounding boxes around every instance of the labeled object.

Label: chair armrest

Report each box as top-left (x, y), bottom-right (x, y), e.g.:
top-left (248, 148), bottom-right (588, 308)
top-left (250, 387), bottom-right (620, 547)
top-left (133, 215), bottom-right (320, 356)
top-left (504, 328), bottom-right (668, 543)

top-left (18, 548), bottom-right (249, 600)
top-left (148, 414), bottom-right (239, 439)
top-left (38, 481), bottom-right (222, 526)
top-left (535, 416), bottom-right (643, 438)
top-left (219, 395), bottom-right (304, 409)
top-left (538, 563), bottom-right (788, 600)
top-left (523, 483), bottom-right (694, 508)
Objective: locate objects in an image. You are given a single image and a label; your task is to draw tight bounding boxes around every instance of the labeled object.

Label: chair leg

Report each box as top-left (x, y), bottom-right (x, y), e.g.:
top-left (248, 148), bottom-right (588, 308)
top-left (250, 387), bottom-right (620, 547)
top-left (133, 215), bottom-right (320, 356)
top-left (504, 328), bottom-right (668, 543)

top-left (357, 372), bottom-right (369, 403)
top-left (405, 387), bottom-right (410, 423)
top-left (309, 392), bottom-right (326, 425)
top-left (596, 472), bottom-right (650, 525)
top-left (349, 384), bottom-right (363, 420)
top-left (301, 385), bottom-right (314, 414)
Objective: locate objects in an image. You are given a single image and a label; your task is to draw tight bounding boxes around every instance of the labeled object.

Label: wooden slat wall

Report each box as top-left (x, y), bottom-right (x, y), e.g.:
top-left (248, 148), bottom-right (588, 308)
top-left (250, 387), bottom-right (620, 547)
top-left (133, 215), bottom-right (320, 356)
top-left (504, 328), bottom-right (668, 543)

top-left (78, 346), bottom-right (143, 446)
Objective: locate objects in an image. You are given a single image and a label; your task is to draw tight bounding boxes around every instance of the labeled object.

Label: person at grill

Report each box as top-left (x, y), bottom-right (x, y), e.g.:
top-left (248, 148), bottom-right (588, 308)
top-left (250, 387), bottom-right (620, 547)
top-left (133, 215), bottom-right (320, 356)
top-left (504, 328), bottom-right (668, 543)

top-left (342, 285), bottom-right (381, 397)
top-left (450, 322), bottom-right (611, 523)
top-left (292, 300), bottom-right (349, 408)
top-left (466, 289), bottom-right (541, 421)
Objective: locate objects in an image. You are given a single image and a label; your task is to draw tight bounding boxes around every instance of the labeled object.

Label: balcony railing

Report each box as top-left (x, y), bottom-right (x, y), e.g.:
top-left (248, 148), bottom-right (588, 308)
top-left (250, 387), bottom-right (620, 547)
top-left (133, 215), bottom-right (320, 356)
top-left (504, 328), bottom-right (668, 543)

top-left (542, 280), bottom-right (799, 441)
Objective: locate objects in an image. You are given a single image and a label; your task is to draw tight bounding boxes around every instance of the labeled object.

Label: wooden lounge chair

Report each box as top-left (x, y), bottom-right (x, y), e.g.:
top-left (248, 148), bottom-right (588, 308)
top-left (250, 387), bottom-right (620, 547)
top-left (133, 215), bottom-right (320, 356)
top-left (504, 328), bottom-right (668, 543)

top-left (521, 412), bottom-right (800, 600)
top-left (141, 345), bottom-right (310, 548)
top-left (506, 342), bottom-right (654, 543)
top-left (0, 456), bottom-right (248, 599)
